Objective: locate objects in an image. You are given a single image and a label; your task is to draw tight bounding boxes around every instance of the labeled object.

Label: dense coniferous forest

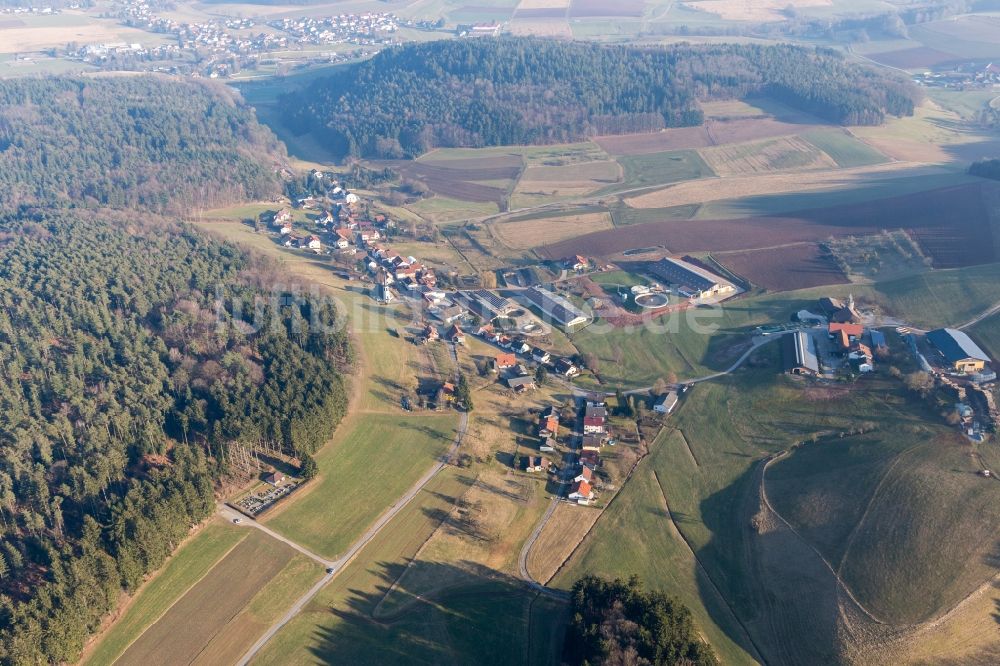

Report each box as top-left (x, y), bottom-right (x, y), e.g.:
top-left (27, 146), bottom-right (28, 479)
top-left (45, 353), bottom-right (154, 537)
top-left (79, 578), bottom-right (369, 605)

top-left (564, 575), bottom-right (717, 665)
top-left (284, 38), bottom-right (919, 159)
top-left (0, 77), bottom-right (283, 213)
top-left (0, 212), bottom-right (349, 662)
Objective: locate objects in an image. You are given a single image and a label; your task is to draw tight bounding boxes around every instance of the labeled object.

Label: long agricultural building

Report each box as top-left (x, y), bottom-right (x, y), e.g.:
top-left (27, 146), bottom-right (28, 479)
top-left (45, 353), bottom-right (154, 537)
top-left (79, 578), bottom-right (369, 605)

top-left (520, 286), bottom-right (588, 327)
top-left (783, 330), bottom-right (819, 375)
top-left (926, 328), bottom-right (990, 373)
top-left (647, 257), bottom-right (735, 298)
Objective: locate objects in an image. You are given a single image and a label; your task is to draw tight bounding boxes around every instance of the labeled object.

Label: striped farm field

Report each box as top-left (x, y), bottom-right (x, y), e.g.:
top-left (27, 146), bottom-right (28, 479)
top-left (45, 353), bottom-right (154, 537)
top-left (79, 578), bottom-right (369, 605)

top-left (700, 135), bottom-right (837, 176)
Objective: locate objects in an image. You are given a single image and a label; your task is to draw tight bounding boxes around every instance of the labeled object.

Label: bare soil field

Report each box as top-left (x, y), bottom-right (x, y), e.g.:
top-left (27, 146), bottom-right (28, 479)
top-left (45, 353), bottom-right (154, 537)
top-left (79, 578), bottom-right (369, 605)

top-left (595, 126), bottom-right (712, 155)
top-left (624, 162), bottom-right (932, 209)
top-left (569, 0), bottom-right (644, 16)
top-left (700, 135), bottom-right (837, 176)
top-left (386, 160), bottom-right (519, 204)
top-left (714, 243), bottom-right (849, 291)
top-left (514, 7), bottom-right (568, 16)
top-left (683, 0), bottom-right (831, 22)
top-left (418, 153), bottom-right (524, 169)
top-left (540, 182), bottom-right (1000, 269)
top-left (595, 116), bottom-right (826, 156)
top-left (867, 46), bottom-right (963, 69)
top-left (493, 211), bottom-right (613, 249)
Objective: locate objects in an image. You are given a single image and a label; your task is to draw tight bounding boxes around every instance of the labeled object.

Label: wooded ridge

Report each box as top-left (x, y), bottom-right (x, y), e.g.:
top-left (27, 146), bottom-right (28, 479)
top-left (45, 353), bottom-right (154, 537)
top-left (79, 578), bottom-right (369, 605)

top-left (284, 38), bottom-right (919, 159)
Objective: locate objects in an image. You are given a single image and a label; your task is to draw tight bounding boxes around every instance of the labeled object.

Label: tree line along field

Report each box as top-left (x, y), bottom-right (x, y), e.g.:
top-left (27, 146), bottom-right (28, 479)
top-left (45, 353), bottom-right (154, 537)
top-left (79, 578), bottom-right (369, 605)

top-left (548, 348), bottom-right (1000, 664)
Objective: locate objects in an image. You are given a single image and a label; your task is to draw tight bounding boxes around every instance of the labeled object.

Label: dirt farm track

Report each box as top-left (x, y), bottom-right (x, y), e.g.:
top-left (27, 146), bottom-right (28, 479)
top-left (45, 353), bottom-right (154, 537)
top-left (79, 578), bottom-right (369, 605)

top-left (540, 182), bottom-right (1000, 272)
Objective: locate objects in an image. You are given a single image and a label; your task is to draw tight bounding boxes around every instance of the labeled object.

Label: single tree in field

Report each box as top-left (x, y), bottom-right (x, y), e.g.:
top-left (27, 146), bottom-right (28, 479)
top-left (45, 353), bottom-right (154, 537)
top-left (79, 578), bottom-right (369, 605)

top-left (535, 365), bottom-right (547, 386)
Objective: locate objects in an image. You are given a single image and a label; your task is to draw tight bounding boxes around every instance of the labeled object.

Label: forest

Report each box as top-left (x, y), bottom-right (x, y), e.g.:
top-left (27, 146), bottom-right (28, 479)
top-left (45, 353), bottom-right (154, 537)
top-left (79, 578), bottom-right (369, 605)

top-left (0, 211), bottom-right (349, 662)
top-left (969, 158), bottom-right (1000, 180)
top-left (0, 77), bottom-right (283, 214)
top-left (283, 38), bottom-right (919, 159)
top-left (564, 575), bottom-right (716, 665)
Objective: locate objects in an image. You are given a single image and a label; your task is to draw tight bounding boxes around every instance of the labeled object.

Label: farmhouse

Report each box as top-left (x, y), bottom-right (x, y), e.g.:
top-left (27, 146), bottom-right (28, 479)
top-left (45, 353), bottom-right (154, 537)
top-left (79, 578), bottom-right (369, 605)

top-left (574, 466), bottom-right (593, 484)
top-left (926, 328), bottom-right (990, 374)
top-left (436, 305), bottom-right (466, 324)
top-left (555, 357), bottom-right (580, 377)
top-left (568, 480), bottom-right (594, 504)
top-left (583, 416), bottom-right (605, 435)
top-left (446, 325), bottom-right (465, 344)
top-left (653, 391), bottom-right (679, 414)
top-left (494, 353), bottom-right (517, 371)
top-left (585, 404), bottom-right (607, 420)
top-left (581, 435), bottom-right (603, 451)
top-left (531, 347), bottom-right (551, 364)
top-left (646, 257), bottom-right (735, 299)
top-left (519, 287), bottom-right (588, 327)
top-left (819, 296), bottom-right (860, 324)
top-left (580, 450), bottom-right (600, 468)
top-left (783, 330), bottom-right (819, 376)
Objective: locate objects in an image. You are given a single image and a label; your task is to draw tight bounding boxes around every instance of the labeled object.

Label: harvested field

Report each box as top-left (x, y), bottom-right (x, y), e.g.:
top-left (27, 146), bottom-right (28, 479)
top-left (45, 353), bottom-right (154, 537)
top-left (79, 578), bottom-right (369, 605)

top-left (624, 162), bottom-right (929, 210)
top-left (683, 0), bottom-right (831, 22)
top-left (569, 0), bottom-right (644, 16)
top-left (714, 243), bottom-right (849, 291)
top-left (385, 160), bottom-right (518, 204)
top-left (595, 126), bottom-right (711, 155)
top-left (515, 160), bottom-right (621, 197)
top-left (114, 530), bottom-right (294, 666)
top-left (541, 182), bottom-right (1000, 268)
top-left (492, 211), bottom-right (613, 249)
top-left (596, 116), bottom-right (826, 156)
top-left (514, 7), bottom-right (568, 17)
top-left (527, 503), bottom-right (603, 584)
top-left (509, 18), bottom-right (573, 36)
top-left (518, 0), bottom-right (571, 8)
top-left (700, 136), bottom-right (838, 176)
top-left (418, 153), bottom-right (523, 168)
top-left (867, 46), bottom-right (963, 69)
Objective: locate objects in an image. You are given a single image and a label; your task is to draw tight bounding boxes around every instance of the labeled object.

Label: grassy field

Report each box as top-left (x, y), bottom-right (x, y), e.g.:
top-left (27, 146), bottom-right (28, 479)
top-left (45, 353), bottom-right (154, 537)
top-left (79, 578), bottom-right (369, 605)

top-left (613, 149), bottom-right (715, 190)
top-left (567, 263), bottom-right (1000, 388)
top-left (83, 522), bottom-right (246, 666)
top-left (700, 135), bottom-right (837, 176)
top-left (800, 129), bottom-right (888, 168)
top-left (550, 429), bottom-right (761, 666)
top-left (252, 466), bottom-right (566, 665)
top-left (827, 229), bottom-right (932, 282)
top-left (968, 312), bottom-right (1000, 361)
top-left (113, 530), bottom-right (321, 666)
top-left (555, 346), bottom-right (1000, 662)
top-left (407, 195), bottom-right (499, 223)
top-left (492, 211), bottom-right (613, 249)
top-left (262, 413), bottom-right (458, 558)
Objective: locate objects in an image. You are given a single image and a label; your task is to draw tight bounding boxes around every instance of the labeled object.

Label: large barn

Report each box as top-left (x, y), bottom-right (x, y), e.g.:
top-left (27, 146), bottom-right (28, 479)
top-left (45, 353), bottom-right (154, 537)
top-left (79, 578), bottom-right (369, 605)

top-left (783, 330), bottom-right (819, 376)
top-left (647, 257), bottom-right (735, 299)
top-left (926, 328), bottom-right (990, 373)
top-left (519, 287), bottom-right (588, 327)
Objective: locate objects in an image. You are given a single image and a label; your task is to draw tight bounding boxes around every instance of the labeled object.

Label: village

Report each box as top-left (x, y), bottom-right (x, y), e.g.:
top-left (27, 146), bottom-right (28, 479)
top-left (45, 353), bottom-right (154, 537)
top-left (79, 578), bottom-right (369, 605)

top-left (72, 0), bottom-right (405, 77)
top-left (237, 169), bottom-right (999, 514)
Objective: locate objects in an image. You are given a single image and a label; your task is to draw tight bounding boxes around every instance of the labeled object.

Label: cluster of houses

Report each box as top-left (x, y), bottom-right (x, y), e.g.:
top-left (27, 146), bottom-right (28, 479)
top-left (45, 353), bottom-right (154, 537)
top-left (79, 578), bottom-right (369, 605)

top-left (477, 327), bottom-right (580, 393)
top-left (569, 397), bottom-right (613, 504)
top-left (367, 244), bottom-right (437, 304)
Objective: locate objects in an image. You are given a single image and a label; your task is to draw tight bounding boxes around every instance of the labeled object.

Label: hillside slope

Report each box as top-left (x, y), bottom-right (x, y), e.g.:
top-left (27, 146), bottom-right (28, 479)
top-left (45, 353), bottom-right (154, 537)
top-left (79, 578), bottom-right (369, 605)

top-left (284, 38), bottom-right (918, 159)
top-left (0, 76), bottom-right (284, 213)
